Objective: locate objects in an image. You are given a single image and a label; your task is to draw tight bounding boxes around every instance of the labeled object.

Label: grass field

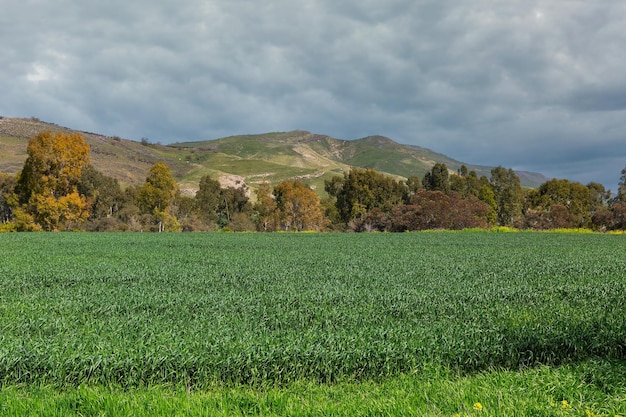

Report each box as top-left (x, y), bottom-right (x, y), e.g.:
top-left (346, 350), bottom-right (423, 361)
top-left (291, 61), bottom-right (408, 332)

top-left (0, 232), bottom-right (624, 415)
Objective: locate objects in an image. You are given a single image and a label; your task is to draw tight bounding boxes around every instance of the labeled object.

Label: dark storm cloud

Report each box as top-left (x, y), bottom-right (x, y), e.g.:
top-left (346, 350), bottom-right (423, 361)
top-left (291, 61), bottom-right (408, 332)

top-left (1, 0), bottom-right (625, 190)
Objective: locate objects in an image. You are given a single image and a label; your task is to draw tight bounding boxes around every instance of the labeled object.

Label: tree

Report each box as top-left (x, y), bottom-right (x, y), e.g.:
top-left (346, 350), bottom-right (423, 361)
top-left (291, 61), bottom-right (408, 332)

top-left (194, 175), bottom-right (251, 229)
top-left (610, 202), bottom-right (626, 230)
top-left (274, 180), bottom-right (325, 231)
top-left (587, 182), bottom-right (610, 213)
top-left (217, 186), bottom-right (251, 227)
top-left (617, 166), bottom-right (626, 202)
top-left (478, 185), bottom-right (498, 225)
top-left (387, 190), bottom-right (490, 231)
top-left (253, 182), bottom-right (278, 231)
top-left (490, 166), bottom-right (523, 226)
top-left (526, 179), bottom-right (591, 227)
top-left (195, 175), bottom-right (222, 224)
top-left (325, 168), bottom-right (407, 223)
top-left (0, 172), bottom-right (16, 224)
top-left (79, 165), bottom-right (123, 217)
top-left (405, 176), bottom-right (422, 195)
top-left (13, 131), bottom-right (91, 231)
top-left (137, 162), bottom-right (179, 232)
top-left (450, 168), bottom-right (486, 199)
top-left (423, 163), bottom-right (450, 193)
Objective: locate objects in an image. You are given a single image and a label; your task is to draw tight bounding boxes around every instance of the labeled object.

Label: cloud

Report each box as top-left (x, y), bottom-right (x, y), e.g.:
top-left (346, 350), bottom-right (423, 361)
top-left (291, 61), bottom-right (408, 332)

top-left (1, 0), bottom-right (625, 190)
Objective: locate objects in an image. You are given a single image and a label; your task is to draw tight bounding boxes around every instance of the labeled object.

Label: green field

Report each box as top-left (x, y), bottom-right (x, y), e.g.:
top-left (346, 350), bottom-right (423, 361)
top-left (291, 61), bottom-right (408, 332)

top-left (0, 232), bottom-right (624, 415)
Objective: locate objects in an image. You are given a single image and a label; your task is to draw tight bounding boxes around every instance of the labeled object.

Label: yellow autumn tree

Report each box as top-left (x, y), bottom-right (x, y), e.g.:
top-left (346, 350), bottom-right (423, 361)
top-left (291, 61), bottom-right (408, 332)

top-left (273, 180), bottom-right (325, 231)
top-left (13, 131), bottom-right (91, 231)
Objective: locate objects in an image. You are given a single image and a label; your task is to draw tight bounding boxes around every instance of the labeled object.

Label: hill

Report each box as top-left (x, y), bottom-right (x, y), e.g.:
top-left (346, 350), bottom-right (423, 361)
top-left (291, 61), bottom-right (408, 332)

top-left (0, 116), bottom-right (548, 194)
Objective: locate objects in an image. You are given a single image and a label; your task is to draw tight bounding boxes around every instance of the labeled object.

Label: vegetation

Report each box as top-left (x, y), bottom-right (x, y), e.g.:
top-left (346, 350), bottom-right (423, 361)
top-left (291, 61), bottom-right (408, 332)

top-left (11, 131), bottom-right (91, 231)
top-left (0, 232), bottom-right (624, 415)
top-left (2, 361), bottom-right (624, 416)
top-left (1, 128), bottom-right (626, 232)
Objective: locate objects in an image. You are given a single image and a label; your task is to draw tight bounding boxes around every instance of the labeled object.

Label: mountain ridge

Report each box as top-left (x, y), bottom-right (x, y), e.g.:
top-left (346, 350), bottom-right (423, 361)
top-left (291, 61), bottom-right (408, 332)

top-left (0, 116), bottom-right (549, 194)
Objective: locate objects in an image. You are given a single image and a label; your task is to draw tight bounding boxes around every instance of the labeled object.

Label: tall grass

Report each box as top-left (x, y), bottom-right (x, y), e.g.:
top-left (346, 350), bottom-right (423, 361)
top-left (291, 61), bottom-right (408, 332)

top-left (0, 232), bottom-right (624, 388)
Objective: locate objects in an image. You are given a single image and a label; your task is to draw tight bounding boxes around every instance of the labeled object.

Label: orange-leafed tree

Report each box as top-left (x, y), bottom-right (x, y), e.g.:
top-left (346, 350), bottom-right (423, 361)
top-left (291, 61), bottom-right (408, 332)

top-left (273, 180), bottom-right (325, 231)
top-left (253, 181), bottom-right (278, 231)
top-left (14, 131), bottom-right (91, 231)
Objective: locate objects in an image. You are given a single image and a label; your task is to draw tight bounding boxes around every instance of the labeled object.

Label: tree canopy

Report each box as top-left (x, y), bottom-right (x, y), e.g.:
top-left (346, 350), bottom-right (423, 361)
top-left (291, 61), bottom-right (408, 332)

top-left (12, 131), bottom-right (91, 231)
top-left (274, 180), bottom-right (325, 231)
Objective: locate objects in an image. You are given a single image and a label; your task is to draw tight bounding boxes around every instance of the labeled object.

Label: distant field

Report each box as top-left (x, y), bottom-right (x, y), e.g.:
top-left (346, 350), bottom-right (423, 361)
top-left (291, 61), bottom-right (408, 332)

top-left (0, 232), bottom-right (625, 415)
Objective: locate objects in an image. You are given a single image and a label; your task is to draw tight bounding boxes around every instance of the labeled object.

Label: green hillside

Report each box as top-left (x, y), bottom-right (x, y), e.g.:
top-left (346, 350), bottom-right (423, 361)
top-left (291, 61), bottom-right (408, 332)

top-left (0, 116), bottom-right (548, 195)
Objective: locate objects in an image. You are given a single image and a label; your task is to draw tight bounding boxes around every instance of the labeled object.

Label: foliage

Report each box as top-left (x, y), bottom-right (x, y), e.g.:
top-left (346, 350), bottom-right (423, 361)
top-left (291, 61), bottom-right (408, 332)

top-left (193, 175), bottom-right (251, 229)
top-left (15, 131), bottom-right (90, 203)
top-left (357, 191), bottom-right (490, 232)
top-left (137, 162), bottom-right (179, 232)
top-left (618, 166), bottom-right (626, 202)
top-left (0, 233), bottom-right (623, 388)
top-left (78, 165), bottom-right (126, 220)
top-left (12, 131), bottom-right (91, 231)
top-left (325, 168), bottom-right (408, 223)
top-left (450, 166), bottom-right (488, 199)
top-left (194, 175), bottom-right (222, 223)
top-left (423, 162), bottom-right (450, 193)
top-left (137, 162), bottom-right (178, 213)
top-left (490, 166), bottom-right (524, 226)
top-left (218, 185), bottom-right (251, 227)
top-left (0, 172), bottom-right (16, 224)
top-left (253, 182), bottom-right (278, 231)
top-left (525, 179), bottom-right (591, 228)
top-left (274, 180), bottom-right (325, 231)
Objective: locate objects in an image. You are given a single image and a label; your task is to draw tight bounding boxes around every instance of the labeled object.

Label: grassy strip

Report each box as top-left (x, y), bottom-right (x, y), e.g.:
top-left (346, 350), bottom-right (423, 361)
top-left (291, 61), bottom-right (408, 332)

top-left (1, 360), bottom-right (624, 417)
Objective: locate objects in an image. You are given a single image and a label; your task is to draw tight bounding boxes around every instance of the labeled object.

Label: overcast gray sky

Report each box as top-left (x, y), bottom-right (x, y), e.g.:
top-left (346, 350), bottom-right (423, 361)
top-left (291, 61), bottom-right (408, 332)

top-left (2, 1), bottom-right (625, 190)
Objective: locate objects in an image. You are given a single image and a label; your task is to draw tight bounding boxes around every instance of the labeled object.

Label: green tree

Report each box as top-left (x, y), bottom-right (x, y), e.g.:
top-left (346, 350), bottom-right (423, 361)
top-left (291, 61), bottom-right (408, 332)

top-left (325, 168), bottom-right (407, 223)
top-left (13, 131), bottom-right (91, 231)
top-left (217, 186), bottom-right (251, 228)
top-left (527, 179), bottom-right (593, 227)
top-left (194, 175), bottom-right (222, 224)
top-left (450, 167), bottom-right (486, 199)
top-left (405, 176), bottom-right (422, 196)
top-left (478, 185), bottom-right (498, 225)
top-left (78, 165), bottom-right (127, 229)
top-left (490, 166), bottom-right (523, 226)
top-left (587, 182), bottom-right (610, 213)
top-left (423, 163), bottom-right (450, 193)
top-left (617, 166), bottom-right (626, 202)
top-left (137, 162), bottom-right (179, 232)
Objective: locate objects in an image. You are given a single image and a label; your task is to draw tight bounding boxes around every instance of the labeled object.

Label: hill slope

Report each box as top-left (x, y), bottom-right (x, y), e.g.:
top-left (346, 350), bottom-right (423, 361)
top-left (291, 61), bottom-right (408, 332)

top-left (0, 116), bottom-right (548, 194)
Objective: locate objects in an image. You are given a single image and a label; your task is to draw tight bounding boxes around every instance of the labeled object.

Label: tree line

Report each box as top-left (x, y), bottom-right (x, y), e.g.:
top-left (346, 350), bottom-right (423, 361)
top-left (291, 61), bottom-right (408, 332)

top-left (1, 131), bottom-right (625, 232)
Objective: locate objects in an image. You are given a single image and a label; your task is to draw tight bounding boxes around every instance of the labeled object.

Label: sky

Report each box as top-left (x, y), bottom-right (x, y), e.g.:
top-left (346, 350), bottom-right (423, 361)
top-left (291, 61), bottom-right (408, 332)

top-left (1, 0), bottom-right (625, 191)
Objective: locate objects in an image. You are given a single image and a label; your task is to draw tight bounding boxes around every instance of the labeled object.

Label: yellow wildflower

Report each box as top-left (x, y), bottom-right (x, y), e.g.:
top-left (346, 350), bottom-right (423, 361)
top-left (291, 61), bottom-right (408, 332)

top-left (561, 400), bottom-right (572, 409)
top-left (473, 402), bottom-right (483, 411)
